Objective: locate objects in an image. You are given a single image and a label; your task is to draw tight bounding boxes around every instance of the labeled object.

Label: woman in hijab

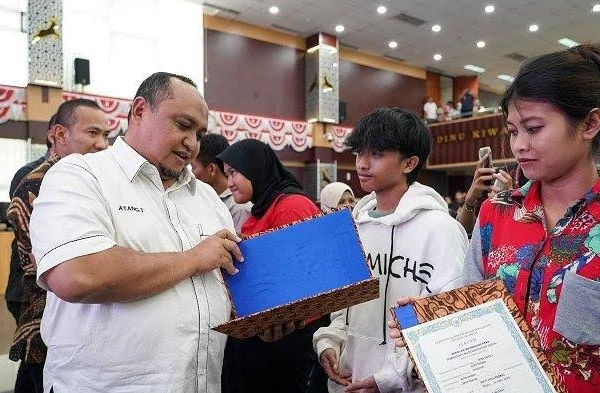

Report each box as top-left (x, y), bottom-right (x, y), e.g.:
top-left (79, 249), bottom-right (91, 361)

top-left (217, 139), bottom-right (327, 393)
top-left (320, 182), bottom-right (356, 213)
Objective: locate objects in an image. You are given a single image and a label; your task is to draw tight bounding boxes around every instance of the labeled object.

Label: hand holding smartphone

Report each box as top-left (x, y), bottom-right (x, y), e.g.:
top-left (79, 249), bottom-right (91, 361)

top-left (478, 147), bottom-right (495, 186)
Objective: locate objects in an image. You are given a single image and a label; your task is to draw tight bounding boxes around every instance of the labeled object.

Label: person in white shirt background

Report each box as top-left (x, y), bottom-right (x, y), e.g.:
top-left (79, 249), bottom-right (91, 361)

top-left (422, 97), bottom-right (438, 124)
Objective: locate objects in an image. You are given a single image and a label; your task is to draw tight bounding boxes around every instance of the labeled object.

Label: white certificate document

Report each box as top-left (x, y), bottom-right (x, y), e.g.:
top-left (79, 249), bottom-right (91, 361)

top-left (402, 299), bottom-right (556, 393)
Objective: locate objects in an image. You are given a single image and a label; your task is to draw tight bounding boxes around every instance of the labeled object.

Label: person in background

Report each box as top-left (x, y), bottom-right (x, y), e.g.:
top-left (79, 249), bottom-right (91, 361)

top-left (313, 108), bottom-right (468, 393)
top-left (392, 43), bottom-right (600, 393)
top-left (218, 138), bottom-right (326, 393)
top-left (5, 115), bottom-right (55, 393)
top-left (5, 114), bottom-right (56, 326)
top-left (29, 72), bottom-right (242, 392)
top-left (192, 133), bottom-right (251, 233)
top-left (320, 182), bottom-right (355, 213)
top-left (459, 89), bottom-right (475, 118)
top-left (444, 195), bottom-right (457, 218)
top-left (7, 99), bottom-right (110, 393)
top-left (423, 97), bottom-right (438, 124)
top-left (448, 190), bottom-right (464, 214)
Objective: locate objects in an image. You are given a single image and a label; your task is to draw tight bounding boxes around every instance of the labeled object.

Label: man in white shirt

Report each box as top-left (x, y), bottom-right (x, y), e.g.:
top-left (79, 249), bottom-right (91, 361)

top-left (30, 72), bottom-right (243, 393)
top-left (192, 133), bottom-right (251, 233)
top-left (423, 97), bottom-right (438, 124)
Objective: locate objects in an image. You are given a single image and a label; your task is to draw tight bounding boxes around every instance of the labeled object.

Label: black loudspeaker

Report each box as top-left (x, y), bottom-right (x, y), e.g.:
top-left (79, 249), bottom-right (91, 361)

top-left (339, 101), bottom-right (347, 122)
top-left (74, 58), bottom-right (90, 86)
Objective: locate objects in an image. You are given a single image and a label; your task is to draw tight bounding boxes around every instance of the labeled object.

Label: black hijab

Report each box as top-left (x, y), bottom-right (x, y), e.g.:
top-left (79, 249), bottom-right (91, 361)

top-left (217, 139), bottom-right (307, 217)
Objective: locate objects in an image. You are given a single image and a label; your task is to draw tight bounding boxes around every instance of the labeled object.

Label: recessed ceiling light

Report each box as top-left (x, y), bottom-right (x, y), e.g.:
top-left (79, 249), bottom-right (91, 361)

top-left (529, 24), bottom-right (539, 32)
top-left (498, 74), bottom-right (515, 82)
top-left (464, 64), bottom-right (486, 73)
top-left (433, 53), bottom-right (442, 61)
top-left (377, 5), bottom-right (387, 14)
top-left (333, 62), bottom-right (339, 68)
top-left (388, 41), bottom-right (398, 48)
top-left (558, 37), bottom-right (580, 48)
top-left (485, 5), bottom-right (495, 13)
top-left (335, 24), bottom-right (345, 33)
top-left (593, 4), bottom-right (600, 12)
top-left (476, 41), bottom-right (486, 48)
top-left (432, 24), bottom-right (441, 32)
top-left (269, 5), bottom-right (279, 14)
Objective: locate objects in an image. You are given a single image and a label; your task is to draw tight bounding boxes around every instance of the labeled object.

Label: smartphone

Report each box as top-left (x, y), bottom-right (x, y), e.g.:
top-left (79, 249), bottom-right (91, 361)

top-left (478, 146), bottom-right (493, 169)
top-left (478, 146), bottom-right (495, 186)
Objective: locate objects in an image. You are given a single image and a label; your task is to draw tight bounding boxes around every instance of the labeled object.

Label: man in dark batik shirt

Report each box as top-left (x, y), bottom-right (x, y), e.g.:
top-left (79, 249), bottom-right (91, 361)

top-left (7, 98), bottom-right (110, 393)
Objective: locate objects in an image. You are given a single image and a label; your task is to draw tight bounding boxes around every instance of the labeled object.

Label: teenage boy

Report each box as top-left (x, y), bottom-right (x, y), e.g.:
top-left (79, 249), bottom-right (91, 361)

top-left (313, 107), bottom-right (468, 393)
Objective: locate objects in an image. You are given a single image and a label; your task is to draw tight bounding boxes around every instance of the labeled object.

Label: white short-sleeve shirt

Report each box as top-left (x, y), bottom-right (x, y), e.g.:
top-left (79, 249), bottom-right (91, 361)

top-left (30, 137), bottom-right (234, 393)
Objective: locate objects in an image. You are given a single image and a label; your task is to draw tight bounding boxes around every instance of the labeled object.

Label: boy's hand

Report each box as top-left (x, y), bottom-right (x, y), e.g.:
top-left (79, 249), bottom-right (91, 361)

top-left (321, 348), bottom-right (351, 386)
top-left (344, 376), bottom-right (379, 393)
top-left (388, 296), bottom-right (424, 347)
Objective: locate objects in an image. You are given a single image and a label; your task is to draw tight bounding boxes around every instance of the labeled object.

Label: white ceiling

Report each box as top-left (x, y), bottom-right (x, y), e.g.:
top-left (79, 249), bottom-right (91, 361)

top-left (202, 0), bottom-right (600, 92)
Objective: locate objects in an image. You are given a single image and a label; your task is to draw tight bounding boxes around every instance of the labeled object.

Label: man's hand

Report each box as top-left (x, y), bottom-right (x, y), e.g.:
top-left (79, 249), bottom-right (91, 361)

top-left (258, 320), bottom-right (305, 342)
top-left (187, 229), bottom-right (243, 275)
top-left (344, 376), bottom-right (378, 393)
top-left (321, 348), bottom-right (351, 386)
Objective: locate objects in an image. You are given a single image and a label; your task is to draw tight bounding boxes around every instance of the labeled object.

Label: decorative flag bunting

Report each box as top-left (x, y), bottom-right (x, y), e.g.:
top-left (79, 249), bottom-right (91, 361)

top-left (0, 85), bottom-right (317, 152)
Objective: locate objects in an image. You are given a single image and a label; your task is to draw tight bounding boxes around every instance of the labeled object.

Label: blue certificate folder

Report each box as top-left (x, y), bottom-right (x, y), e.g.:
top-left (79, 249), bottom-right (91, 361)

top-left (213, 209), bottom-right (380, 339)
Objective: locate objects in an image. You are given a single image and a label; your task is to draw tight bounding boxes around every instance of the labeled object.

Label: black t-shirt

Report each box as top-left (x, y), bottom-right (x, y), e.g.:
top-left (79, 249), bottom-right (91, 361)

top-left (461, 93), bottom-right (474, 113)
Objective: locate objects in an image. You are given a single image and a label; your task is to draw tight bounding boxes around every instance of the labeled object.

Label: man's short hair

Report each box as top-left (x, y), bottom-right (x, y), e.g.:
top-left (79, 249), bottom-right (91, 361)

top-left (197, 133), bottom-right (230, 174)
top-left (54, 99), bottom-right (102, 130)
top-left (345, 107), bottom-right (432, 184)
top-left (46, 113), bottom-right (57, 148)
top-left (133, 72), bottom-right (197, 112)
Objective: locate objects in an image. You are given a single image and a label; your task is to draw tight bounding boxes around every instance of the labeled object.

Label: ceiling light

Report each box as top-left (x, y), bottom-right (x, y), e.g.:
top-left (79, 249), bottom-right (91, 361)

top-left (529, 24), bottom-right (539, 32)
top-left (497, 74), bottom-right (515, 82)
top-left (593, 4), bottom-right (600, 12)
top-left (269, 5), bottom-right (279, 14)
top-left (464, 64), bottom-right (486, 73)
top-left (433, 53), bottom-right (442, 61)
top-left (476, 41), bottom-right (486, 48)
top-left (485, 5), bottom-right (495, 13)
top-left (335, 24), bottom-right (345, 33)
top-left (432, 24), bottom-right (441, 32)
top-left (377, 5), bottom-right (387, 15)
top-left (388, 41), bottom-right (398, 48)
top-left (333, 62), bottom-right (338, 67)
top-left (558, 37), bottom-right (580, 48)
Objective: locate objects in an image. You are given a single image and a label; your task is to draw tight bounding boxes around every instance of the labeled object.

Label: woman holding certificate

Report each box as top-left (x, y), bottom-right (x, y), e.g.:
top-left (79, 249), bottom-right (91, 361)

top-left (391, 44), bottom-right (600, 393)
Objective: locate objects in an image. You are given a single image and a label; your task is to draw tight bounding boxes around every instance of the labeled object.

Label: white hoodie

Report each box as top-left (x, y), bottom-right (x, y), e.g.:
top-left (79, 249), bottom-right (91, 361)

top-left (313, 182), bottom-right (468, 393)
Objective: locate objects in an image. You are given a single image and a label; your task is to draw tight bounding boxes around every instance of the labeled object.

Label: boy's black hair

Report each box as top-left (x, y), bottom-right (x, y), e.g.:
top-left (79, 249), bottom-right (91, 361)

top-left (345, 107), bottom-right (432, 184)
top-left (197, 133), bottom-right (230, 174)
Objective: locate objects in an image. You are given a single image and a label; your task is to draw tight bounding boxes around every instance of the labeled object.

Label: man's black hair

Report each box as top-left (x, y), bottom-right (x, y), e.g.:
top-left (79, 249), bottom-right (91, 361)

top-left (197, 133), bottom-right (230, 174)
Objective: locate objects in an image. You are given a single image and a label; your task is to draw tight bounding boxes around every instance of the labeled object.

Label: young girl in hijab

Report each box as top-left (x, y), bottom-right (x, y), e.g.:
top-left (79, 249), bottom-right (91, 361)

top-left (319, 182), bottom-right (356, 213)
top-left (217, 139), bottom-right (326, 393)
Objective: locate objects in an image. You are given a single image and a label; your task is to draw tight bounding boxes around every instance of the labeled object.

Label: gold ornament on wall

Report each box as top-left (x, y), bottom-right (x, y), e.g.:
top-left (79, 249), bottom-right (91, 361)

top-left (32, 16), bottom-right (60, 44)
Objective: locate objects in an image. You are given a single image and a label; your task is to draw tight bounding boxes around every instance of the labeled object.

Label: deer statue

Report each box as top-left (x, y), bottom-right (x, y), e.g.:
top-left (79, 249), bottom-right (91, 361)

top-left (31, 16), bottom-right (60, 44)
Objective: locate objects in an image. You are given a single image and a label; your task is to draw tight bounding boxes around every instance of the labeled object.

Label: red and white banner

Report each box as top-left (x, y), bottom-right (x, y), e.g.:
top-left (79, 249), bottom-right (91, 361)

top-left (1, 86), bottom-right (315, 152)
top-left (0, 85), bottom-right (26, 125)
top-left (212, 110), bottom-right (313, 152)
top-left (330, 126), bottom-right (353, 153)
